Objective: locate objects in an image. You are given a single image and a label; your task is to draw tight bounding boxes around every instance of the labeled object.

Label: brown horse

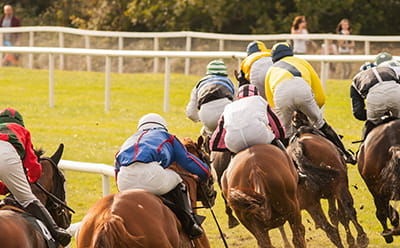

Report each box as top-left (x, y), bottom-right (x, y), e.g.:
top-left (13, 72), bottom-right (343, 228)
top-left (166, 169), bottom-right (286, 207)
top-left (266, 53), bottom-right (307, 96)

top-left (0, 144), bottom-right (72, 248)
top-left (288, 111), bottom-right (368, 248)
top-left (221, 144), bottom-right (306, 248)
top-left (76, 137), bottom-right (216, 248)
top-left (357, 119), bottom-right (400, 243)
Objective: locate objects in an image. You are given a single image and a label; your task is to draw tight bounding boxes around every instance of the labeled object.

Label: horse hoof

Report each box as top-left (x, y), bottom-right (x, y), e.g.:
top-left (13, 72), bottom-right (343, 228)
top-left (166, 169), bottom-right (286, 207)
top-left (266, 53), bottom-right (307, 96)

top-left (228, 218), bottom-right (240, 229)
top-left (357, 233), bottom-right (369, 248)
top-left (381, 231), bottom-right (394, 243)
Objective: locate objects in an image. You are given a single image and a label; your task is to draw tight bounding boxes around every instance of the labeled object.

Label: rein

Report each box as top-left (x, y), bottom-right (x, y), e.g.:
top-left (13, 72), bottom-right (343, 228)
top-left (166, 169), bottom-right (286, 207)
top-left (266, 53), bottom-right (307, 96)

top-left (177, 172), bottom-right (229, 248)
top-left (37, 157), bottom-right (75, 213)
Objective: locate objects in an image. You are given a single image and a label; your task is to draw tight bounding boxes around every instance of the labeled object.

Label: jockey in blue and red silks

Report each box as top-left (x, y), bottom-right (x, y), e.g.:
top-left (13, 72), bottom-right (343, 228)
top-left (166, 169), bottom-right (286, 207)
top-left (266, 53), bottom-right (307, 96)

top-left (114, 113), bottom-right (210, 240)
top-left (0, 108), bottom-right (71, 246)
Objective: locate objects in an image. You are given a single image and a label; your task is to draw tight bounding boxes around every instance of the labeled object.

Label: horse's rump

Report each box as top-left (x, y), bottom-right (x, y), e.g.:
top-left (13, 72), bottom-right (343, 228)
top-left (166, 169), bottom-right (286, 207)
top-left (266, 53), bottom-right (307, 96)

top-left (78, 189), bottom-right (181, 248)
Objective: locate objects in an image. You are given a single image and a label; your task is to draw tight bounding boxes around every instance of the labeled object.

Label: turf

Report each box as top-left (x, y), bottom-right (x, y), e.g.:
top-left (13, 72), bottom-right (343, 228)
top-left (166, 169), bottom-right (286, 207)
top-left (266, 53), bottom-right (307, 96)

top-left (0, 66), bottom-right (399, 247)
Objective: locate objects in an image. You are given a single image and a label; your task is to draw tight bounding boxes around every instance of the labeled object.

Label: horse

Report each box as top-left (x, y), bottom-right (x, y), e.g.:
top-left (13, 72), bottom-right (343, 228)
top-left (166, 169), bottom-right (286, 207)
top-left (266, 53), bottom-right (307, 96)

top-left (76, 137), bottom-right (217, 248)
top-left (221, 144), bottom-right (306, 248)
top-left (357, 118), bottom-right (400, 243)
top-left (0, 143), bottom-right (72, 248)
top-left (287, 111), bottom-right (368, 248)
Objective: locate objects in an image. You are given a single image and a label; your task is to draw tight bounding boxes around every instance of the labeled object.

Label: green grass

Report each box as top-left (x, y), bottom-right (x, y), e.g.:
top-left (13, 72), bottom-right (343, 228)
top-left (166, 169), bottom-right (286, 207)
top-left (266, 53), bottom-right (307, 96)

top-left (0, 66), bottom-right (398, 247)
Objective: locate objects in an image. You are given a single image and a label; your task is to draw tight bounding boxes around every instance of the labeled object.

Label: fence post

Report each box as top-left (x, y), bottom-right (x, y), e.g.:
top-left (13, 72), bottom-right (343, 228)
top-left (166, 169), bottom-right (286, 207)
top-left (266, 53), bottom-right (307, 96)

top-left (85, 35), bottom-right (91, 72)
top-left (105, 56), bottom-right (111, 111)
top-left (28, 31), bottom-right (34, 69)
top-left (185, 36), bottom-right (191, 75)
top-left (58, 32), bottom-right (64, 70)
top-left (118, 36), bottom-right (123, 73)
top-left (154, 37), bottom-right (159, 73)
top-left (49, 54), bottom-right (55, 108)
top-left (164, 57), bottom-right (170, 112)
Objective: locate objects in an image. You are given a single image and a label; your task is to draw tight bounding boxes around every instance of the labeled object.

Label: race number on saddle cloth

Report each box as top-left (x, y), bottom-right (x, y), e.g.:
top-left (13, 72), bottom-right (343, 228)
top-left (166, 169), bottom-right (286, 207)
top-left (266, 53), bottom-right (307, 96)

top-left (114, 113), bottom-right (210, 195)
top-left (186, 60), bottom-right (236, 136)
top-left (209, 84), bottom-right (285, 153)
top-left (236, 41), bottom-right (273, 99)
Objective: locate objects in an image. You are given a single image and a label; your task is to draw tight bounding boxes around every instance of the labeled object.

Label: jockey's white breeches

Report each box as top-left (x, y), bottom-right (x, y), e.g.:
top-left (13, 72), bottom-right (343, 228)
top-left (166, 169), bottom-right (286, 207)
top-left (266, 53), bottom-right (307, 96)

top-left (366, 80), bottom-right (400, 124)
top-left (199, 98), bottom-right (232, 136)
top-left (273, 77), bottom-right (325, 138)
top-left (0, 140), bottom-right (37, 207)
top-left (117, 161), bottom-right (183, 195)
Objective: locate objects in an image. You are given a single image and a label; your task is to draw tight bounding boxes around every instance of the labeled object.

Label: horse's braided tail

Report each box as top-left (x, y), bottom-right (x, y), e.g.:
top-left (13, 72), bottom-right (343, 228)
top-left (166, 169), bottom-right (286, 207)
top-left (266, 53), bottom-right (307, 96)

top-left (381, 145), bottom-right (400, 200)
top-left (93, 214), bottom-right (143, 248)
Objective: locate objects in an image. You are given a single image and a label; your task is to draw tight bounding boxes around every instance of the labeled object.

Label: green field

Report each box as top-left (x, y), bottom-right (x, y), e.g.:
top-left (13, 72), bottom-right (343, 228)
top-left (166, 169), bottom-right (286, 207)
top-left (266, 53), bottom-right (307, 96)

top-left (1, 66), bottom-right (399, 247)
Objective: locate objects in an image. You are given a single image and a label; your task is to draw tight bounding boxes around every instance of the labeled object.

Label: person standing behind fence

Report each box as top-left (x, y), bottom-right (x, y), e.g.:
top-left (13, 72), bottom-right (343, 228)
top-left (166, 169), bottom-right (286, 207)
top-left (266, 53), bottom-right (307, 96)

top-left (336, 18), bottom-right (355, 79)
top-left (1, 4), bottom-right (21, 66)
top-left (291, 16), bottom-right (316, 54)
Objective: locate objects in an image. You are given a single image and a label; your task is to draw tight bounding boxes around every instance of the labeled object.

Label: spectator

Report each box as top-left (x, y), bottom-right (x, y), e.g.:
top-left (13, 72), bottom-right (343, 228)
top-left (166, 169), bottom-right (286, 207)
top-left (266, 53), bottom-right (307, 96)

top-left (291, 16), bottom-right (316, 54)
top-left (1, 4), bottom-right (21, 66)
top-left (336, 18), bottom-right (355, 79)
top-left (321, 36), bottom-right (338, 74)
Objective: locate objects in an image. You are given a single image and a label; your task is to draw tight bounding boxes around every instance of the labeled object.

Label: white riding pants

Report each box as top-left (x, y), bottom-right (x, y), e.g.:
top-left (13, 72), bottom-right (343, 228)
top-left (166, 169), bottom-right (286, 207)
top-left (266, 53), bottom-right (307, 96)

top-left (0, 140), bottom-right (37, 207)
top-left (366, 81), bottom-right (400, 123)
top-left (273, 78), bottom-right (325, 138)
top-left (199, 98), bottom-right (232, 136)
top-left (117, 161), bottom-right (183, 195)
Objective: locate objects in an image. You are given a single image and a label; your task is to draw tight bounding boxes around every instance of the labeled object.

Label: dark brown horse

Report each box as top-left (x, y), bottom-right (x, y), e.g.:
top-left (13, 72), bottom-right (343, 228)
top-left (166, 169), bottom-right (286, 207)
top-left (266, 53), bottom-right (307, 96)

top-left (0, 144), bottom-right (72, 248)
top-left (288, 111), bottom-right (368, 248)
top-left (357, 119), bottom-right (400, 243)
top-left (76, 137), bottom-right (216, 248)
top-left (221, 144), bottom-right (306, 248)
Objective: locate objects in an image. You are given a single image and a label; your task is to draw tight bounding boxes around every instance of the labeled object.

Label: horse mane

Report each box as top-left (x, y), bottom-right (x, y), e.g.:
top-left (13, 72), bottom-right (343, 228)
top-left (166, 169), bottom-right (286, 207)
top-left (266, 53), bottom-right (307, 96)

top-left (34, 148), bottom-right (45, 160)
top-left (290, 140), bottom-right (339, 187)
top-left (93, 213), bottom-right (143, 248)
top-left (380, 145), bottom-right (400, 200)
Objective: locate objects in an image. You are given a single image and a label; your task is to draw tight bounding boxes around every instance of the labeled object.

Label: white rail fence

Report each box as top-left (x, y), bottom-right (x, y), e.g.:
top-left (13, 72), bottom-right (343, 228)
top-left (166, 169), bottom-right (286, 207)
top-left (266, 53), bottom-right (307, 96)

top-left (1, 46), bottom-right (395, 113)
top-left (1, 26), bottom-right (400, 74)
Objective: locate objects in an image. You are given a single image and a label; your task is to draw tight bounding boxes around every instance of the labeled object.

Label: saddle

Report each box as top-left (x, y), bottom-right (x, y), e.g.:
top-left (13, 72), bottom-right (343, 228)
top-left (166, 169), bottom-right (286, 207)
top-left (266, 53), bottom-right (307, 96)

top-left (0, 197), bottom-right (58, 248)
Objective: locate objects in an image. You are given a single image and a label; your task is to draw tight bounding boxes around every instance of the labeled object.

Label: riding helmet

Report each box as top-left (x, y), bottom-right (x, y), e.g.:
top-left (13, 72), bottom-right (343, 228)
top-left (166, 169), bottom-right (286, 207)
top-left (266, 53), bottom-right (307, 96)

top-left (237, 84), bottom-right (259, 99)
top-left (137, 113), bottom-right (168, 132)
top-left (206, 60), bottom-right (228, 76)
top-left (0, 108), bottom-right (25, 127)
top-left (375, 52), bottom-right (392, 65)
top-left (271, 42), bottom-right (293, 63)
top-left (246, 41), bottom-right (268, 56)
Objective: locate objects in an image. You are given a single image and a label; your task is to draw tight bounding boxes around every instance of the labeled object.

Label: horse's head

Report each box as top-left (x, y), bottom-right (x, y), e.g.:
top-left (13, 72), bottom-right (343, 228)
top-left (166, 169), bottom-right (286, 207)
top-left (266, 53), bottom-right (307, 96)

top-left (34, 144), bottom-right (72, 229)
top-left (180, 137), bottom-right (217, 208)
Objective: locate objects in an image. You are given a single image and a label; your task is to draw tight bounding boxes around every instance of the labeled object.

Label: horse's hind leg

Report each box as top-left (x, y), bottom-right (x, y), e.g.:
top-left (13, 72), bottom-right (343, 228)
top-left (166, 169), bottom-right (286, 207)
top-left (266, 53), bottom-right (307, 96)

top-left (338, 190), bottom-right (369, 248)
top-left (389, 204), bottom-right (399, 227)
top-left (328, 198), bottom-right (339, 227)
top-left (373, 195), bottom-right (394, 243)
top-left (306, 204), bottom-right (344, 248)
top-left (222, 193), bottom-right (240, 228)
top-left (278, 225), bottom-right (292, 248)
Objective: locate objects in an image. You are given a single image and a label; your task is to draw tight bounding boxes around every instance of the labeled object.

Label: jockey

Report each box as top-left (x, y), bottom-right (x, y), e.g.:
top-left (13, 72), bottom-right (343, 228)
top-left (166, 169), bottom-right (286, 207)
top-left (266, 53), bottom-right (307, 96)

top-left (210, 84), bottom-right (307, 182)
top-left (236, 41), bottom-right (273, 99)
top-left (114, 113), bottom-right (211, 239)
top-left (186, 60), bottom-right (236, 137)
top-left (375, 52), bottom-right (400, 68)
top-left (0, 108), bottom-right (71, 246)
top-left (351, 62), bottom-right (400, 139)
top-left (265, 42), bottom-right (356, 165)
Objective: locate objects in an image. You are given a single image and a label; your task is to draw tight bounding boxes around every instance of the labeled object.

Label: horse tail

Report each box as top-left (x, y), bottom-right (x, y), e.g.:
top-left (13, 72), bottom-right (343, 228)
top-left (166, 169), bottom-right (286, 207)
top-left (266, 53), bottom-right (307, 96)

top-left (93, 214), bottom-right (143, 248)
top-left (228, 167), bottom-right (268, 220)
top-left (381, 145), bottom-right (400, 200)
top-left (290, 140), bottom-right (339, 187)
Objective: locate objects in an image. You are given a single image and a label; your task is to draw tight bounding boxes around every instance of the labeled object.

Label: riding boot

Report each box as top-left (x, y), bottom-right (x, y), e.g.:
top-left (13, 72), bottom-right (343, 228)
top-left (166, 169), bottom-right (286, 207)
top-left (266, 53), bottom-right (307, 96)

top-left (362, 120), bottom-right (376, 141)
top-left (319, 122), bottom-right (356, 165)
top-left (162, 183), bottom-right (204, 239)
top-left (272, 138), bottom-right (307, 183)
top-left (25, 200), bottom-right (71, 246)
